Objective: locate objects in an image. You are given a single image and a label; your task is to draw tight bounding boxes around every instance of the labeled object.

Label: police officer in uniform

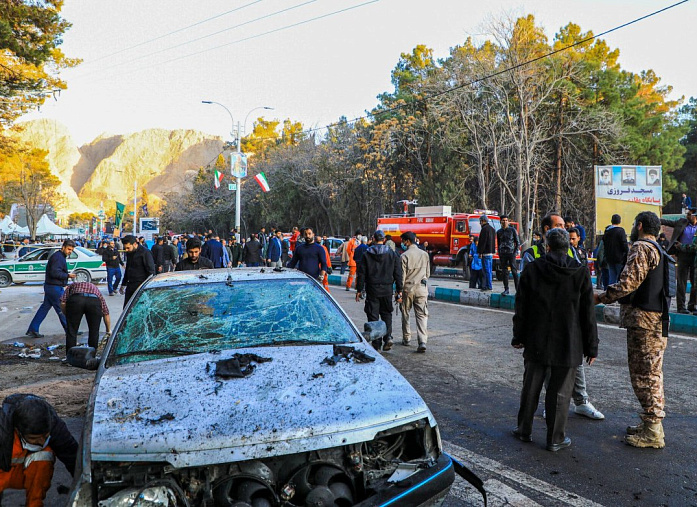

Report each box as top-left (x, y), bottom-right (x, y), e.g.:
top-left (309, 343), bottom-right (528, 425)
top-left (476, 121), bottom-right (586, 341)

top-left (596, 211), bottom-right (668, 448)
top-left (355, 230), bottom-right (403, 351)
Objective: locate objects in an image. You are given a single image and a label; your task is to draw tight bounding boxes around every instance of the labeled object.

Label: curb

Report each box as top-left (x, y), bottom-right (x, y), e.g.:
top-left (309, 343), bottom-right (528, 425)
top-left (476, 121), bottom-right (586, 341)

top-left (328, 272), bottom-right (697, 336)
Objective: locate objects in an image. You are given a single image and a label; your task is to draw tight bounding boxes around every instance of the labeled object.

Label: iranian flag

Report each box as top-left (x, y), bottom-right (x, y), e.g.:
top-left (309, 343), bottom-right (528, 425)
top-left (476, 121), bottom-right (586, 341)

top-left (254, 172), bottom-right (270, 192)
top-left (214, 169), bottom-right (224, 189)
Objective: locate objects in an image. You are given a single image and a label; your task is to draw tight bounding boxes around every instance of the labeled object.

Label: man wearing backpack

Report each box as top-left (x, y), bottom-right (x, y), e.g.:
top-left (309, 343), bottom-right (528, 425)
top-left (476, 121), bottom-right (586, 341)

top-left (595, 211), bottom-right (671, 449)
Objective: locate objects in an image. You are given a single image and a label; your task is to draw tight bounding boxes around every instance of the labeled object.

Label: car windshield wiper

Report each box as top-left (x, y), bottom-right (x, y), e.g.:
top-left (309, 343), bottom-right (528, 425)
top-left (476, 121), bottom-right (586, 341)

top-left (113, 348), bottom-right (198, 359)
top-left (253, 340), bottom-right (343, 347)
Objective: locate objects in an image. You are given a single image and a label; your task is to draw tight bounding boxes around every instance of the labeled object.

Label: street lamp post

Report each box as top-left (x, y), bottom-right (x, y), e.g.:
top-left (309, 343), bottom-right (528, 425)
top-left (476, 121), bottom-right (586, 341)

top-left (202, 101), bottom-right (273, 236)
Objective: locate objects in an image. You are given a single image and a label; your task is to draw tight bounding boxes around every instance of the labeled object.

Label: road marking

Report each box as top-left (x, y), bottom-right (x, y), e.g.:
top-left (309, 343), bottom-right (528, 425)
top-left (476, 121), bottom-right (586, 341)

top-left (443, 440), bottom-right (604, 507)
top-left (429, 299), bottom-right (697, 342)
top-left (450, 477), bottom-right (543, 506)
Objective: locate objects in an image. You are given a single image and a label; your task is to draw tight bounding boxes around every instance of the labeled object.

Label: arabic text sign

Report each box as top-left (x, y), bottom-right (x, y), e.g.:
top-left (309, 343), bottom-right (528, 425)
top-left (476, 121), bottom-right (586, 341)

top-left (595, 165), bottom-right (662, 206)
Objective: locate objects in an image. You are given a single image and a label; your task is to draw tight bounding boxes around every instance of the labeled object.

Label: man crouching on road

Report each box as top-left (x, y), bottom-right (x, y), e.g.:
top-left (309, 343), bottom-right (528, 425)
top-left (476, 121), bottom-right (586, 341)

top-left (595, 211), bottom-right (668, 448)
top-left (0, 394), bottom-right (78, 506)
top-left (356, 230), bottom-right (403, 351)
top-left (511, 228), bottom-right (598, 452)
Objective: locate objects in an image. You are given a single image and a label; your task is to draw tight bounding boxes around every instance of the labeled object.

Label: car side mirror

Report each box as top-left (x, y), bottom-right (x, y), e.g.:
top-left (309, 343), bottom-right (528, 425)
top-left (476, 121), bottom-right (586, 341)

top-left (67, 346), bottom-right (100, 370)
top-left (363, 321), bottom-right (387, 341)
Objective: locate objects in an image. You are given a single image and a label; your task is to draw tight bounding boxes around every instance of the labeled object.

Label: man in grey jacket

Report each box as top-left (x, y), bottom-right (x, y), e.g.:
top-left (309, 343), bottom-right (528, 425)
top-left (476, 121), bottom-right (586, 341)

top-left (400, 232), bottom-right (430, 353)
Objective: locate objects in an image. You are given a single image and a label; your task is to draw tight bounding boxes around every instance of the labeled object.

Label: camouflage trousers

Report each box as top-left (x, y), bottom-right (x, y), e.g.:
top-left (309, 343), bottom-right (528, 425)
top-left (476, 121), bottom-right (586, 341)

top-left (627, 327), bottom-right (667, 423)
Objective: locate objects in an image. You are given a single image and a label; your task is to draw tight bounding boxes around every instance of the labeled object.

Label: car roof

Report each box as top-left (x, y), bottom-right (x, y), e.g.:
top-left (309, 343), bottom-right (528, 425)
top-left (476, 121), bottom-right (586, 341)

top-left (144, 267), bottom-right (313, 289)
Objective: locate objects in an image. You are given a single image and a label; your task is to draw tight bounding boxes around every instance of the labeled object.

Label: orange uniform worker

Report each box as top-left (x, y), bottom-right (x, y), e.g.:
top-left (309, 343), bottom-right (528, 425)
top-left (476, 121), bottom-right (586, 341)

top-left (0, 394), bottom-right (78, 507)
top-left (316, 237), bottom-right (332, 290)
top-left (345, 232), bottom-right (360, 290)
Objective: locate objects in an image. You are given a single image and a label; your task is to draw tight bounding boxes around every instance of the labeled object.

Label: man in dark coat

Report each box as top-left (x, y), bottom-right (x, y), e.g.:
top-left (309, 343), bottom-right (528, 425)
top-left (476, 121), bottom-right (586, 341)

top-left (604, 214), bottom-right (629, 286)
top-left (355, 230), bottom-right (403, 351)
top-left (243, 234), bottom-right (263, 267)
top-left (200, 233), bottom-right (225, 268)
top-left (477, 215), bottom-right (496, 291)
top-left (230, 237), bottom-right (244, 267)
top-left (0, 394), bottom-right (78, 505)
top-left (26, 240), bottom-right (76, 338)
top-left (512, 228), bottom-right (598, 452)
top-left (661, 209), bottom-right (697, 313)
top-left (175, 238), bottom-right (213, 271)
top-left (496, 214), bottom-right (520, 295)
top-left (120, 235), bottom-right (156, 308)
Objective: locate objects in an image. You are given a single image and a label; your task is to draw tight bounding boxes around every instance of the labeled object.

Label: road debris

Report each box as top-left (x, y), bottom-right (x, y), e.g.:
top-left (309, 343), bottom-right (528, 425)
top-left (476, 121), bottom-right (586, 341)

top-left (212, 353), bottom-right (272, 378)
top-left (321, 345), bottom-right (375, 366)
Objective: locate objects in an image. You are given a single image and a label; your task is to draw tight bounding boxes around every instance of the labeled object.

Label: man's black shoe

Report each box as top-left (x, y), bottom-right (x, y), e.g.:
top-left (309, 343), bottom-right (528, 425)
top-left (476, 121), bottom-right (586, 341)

top-left (416, 345), bottom-right (426, 353)
top-left (501, 289), bottom-right (510, 295)
top-left (382, 340), bottom-right (393, 351)
top-left (546, 437), bottom-right (572, 452)
top-left (678, 308), bottom-right (690, 314)
top-left (26, 331), bottom-right (44, 338)
top-left (511, 429), bottom-right (532, 442)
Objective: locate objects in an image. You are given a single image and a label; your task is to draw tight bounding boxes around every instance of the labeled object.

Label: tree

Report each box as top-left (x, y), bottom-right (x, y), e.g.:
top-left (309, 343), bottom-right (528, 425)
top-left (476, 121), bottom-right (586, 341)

top-left (0, 0), bottom-right (80, 126)
top-left (2, 146), bottom-right (61, 238)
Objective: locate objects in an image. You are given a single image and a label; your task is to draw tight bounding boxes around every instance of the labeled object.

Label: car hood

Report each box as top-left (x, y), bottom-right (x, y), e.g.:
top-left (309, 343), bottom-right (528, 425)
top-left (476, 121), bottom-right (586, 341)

top-left (90, 343), bottom-right (433, 468)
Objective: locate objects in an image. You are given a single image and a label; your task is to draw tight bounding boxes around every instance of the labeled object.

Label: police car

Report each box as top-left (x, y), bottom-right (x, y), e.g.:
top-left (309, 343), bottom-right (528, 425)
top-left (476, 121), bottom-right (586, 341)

top-left (0, 246), bottom-right (107, 287)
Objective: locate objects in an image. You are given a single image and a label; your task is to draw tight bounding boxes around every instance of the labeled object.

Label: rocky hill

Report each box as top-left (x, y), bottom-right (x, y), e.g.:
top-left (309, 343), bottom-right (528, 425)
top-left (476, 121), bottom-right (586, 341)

top-left (12, 119), bottom-right (224, 214)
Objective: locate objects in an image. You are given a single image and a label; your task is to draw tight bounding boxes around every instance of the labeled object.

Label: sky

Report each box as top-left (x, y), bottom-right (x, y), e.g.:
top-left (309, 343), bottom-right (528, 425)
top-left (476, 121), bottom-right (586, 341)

top-left (20, 0), bottom-right (696, 146)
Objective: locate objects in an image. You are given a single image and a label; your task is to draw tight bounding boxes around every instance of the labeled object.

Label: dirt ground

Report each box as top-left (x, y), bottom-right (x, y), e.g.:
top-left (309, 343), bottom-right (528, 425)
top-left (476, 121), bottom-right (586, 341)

top-left (0, 344), bottom-right (94, 417)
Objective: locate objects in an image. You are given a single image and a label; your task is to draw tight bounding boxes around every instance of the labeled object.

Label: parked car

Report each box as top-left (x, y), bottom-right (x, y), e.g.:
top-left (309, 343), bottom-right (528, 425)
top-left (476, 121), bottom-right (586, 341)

top-left (68, 269), bottom-right (477, 506)
top-left (325, 236), bottom-right (345, 268)
top-left (0, 246), bottom-right (106, 287)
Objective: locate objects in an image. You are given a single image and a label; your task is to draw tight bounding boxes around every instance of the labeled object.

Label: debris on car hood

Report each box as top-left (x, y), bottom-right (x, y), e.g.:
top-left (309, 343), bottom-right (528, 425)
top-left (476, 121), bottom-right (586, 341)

top-left (321, 344), bottom-right (376, 366)
top-left (212, 353), bottom-right (272, 378)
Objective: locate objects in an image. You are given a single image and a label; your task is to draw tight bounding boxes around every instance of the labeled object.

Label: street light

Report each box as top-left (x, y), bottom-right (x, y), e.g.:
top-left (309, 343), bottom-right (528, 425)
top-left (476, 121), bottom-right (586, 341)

top-left (202, 101), bottom-right (274, 235)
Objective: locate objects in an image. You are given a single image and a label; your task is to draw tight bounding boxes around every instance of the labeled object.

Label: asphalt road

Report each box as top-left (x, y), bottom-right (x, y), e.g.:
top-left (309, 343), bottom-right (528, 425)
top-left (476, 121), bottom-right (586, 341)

top-left (1, 282), bottom-right (696, 506)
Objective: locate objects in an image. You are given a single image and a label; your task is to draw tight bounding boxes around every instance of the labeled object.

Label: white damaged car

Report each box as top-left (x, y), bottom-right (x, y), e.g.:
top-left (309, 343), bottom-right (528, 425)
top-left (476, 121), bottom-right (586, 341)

top-left (69, 269), bottom-right (484, 506)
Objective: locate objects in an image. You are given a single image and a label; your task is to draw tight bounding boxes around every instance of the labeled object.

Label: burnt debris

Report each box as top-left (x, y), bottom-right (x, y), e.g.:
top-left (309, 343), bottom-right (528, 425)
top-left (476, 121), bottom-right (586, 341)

top-left (321, 345), bottom-right (376, 366)
top-left (213, 353), bottom-right (273, 378)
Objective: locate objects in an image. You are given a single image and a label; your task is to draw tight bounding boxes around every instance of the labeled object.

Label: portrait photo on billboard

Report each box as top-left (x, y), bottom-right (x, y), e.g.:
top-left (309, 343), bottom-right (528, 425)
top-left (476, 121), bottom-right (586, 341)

top-left (598, 167), bottom-right (612, 185)
top-left (646, 167), bottom-right (660, 186)
top-left (621, 167), bottom-right (636, 185)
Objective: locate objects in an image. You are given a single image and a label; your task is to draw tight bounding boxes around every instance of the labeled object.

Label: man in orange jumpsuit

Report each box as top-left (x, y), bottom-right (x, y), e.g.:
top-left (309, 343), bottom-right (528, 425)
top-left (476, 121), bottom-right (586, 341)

top-left (0, 394), bottom-right (78, 507)
top-left (316, 236), bottom-right (332, 290)
top-left (346, 231), bottom-right (360, 291)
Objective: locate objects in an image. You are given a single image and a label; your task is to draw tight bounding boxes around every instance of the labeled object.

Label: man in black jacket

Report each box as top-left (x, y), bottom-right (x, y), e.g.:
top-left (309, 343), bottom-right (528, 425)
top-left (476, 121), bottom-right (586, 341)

top-left (496, 215), bottom-right (520, 295)
top-left (660, 210), bottom-right (697, 313)
top-left (0, 394), bottom-right (78, 505)
top-left (26, 240), bottom-right (77, 338)
top-left (176, 238), bottom-right (214, 271)
top-left (604, 214), bottom-right (629, 286)
top-left (230, 237), bottom-right (244, 267)
top-left (355, 230), bottom-right (403, 351)
top-left (243, 234), bottom-right (263, 267)
top-left (119, 235), bottom-right (155, 308)
top-left (102, 240), bottom-right (123, 296)
top-left (512, 228), bottom-right (598, 452)
top-left (477, 215), bottom-right (496, 291)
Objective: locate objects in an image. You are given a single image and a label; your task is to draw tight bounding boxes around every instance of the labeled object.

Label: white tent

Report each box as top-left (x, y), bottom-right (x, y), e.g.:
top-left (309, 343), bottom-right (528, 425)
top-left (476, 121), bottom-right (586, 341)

top-left (35, 214), bottom-right (71, 236)
top-left (0, 215), bottom-right (30, 235)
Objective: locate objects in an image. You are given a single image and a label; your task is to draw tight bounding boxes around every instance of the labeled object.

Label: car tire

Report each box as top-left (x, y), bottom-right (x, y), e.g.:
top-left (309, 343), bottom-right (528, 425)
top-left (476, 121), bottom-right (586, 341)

top-left (0, 270), bottom-right (12, 288)
top-left (73, 270), bottom-right (92, 283)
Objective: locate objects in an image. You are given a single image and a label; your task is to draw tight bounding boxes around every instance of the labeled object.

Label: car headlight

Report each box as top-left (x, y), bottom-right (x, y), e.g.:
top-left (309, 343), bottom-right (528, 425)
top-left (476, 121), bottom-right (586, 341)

top-left (98, 485), bottom-right (177, 507)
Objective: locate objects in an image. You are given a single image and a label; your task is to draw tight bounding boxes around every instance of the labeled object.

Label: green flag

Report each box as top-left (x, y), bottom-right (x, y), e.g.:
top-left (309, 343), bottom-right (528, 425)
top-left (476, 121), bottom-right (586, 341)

top-left (114, 201), bottom-right (125, 228)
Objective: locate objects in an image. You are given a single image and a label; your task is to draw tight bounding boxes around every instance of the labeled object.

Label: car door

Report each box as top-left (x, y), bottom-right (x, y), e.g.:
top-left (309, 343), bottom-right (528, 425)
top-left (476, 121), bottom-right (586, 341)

top-left (13, 249), bottom-right (50, 282)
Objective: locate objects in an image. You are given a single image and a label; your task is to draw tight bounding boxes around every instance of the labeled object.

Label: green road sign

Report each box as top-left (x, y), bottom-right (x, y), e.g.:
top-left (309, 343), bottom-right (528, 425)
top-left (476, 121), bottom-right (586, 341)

top-left (228, 183), bottom-right (237, 191)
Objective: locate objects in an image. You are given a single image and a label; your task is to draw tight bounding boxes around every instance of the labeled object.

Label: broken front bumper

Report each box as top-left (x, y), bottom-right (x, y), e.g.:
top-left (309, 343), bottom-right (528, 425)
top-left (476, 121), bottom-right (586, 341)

top-left (356, 452), bottom-right (455, 507)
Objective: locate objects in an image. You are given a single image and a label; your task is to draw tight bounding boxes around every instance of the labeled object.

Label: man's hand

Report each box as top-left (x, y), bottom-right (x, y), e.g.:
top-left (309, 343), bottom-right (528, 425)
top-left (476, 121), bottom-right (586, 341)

top-left (68, 273), bottom-right (76, 279)
top-left (355, 293), bottom-right (361, 303)
top-left (512, 343), bottom-right (524, 349)
top-left (119, 286), bottom-right (125, 295)
top-left (593, 293), bottom-right (602, 305)
top-left (395, 292), bottom-right (402, 303)
top-left (586, 356), bottom-right (596, 366)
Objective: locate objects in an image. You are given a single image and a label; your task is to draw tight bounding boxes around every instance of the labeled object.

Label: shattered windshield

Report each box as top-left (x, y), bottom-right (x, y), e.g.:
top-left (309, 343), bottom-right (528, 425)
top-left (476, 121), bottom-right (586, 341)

top-left (110, 279), bottom-right (358, 364)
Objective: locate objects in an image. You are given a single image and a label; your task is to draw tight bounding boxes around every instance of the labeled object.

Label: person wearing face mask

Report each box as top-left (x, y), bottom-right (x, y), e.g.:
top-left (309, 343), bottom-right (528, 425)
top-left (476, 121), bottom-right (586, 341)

top-left (287, 227), bottom-right (327, 281)
top-left (0, 394), bottom-right (78, 506)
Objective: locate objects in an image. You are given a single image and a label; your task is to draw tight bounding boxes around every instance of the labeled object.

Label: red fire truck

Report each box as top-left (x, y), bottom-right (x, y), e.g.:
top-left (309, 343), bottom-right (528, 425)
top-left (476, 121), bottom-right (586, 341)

top-left (376, 206), bottom-right (518, 279)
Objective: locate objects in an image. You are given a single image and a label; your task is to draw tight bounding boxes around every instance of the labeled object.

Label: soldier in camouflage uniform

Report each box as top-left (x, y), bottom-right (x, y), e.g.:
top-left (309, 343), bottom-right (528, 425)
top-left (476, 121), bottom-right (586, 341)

top-left (596, 211), bottom-right (667, 448)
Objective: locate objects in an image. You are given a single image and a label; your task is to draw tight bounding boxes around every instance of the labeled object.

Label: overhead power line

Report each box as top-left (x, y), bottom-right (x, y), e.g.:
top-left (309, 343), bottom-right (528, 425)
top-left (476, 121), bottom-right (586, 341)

top-left (228, 0), bottom-right (692, 144)
top-left (77, 0), bottom-right (380, 82)
top-left (82, 0), bottom-right (264, 66)
top-left (74, 0), bottom-right (318, 79)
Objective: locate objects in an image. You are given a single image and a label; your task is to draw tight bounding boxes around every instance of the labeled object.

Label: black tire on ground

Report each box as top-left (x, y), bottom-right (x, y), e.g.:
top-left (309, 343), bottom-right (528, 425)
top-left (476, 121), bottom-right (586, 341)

top-left (0, 270), bottom-right (12, 288)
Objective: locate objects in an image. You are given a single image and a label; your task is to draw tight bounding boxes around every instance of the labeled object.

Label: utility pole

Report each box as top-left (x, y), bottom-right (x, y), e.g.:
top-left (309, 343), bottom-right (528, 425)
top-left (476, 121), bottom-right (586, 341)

top-left (235, 120), bottom-right (241, 234)
top-left (133, 179), bottom-right (137, 235)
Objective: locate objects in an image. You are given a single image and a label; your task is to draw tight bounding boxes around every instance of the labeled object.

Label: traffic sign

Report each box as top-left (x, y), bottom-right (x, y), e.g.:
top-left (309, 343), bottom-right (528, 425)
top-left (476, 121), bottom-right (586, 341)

top-left (228, 183), bottom-right (237, 191)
